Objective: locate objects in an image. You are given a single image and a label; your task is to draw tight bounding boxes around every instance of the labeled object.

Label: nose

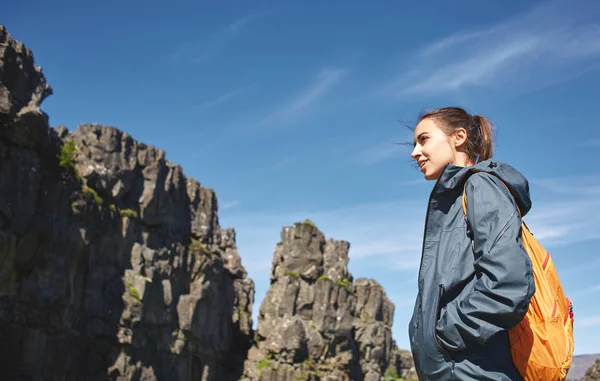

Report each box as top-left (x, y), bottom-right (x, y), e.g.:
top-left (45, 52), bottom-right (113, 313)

top-left (411, 144), bottom-right (420, 160)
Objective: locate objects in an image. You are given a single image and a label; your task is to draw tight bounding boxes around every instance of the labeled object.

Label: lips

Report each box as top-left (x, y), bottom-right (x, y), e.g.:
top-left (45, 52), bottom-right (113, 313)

top-left (419, 160), bottom-right (427, 172)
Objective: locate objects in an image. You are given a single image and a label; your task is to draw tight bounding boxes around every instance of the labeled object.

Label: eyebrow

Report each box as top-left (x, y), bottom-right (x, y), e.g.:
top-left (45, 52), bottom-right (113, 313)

top-left (413, 132), bottom-right (428, 146)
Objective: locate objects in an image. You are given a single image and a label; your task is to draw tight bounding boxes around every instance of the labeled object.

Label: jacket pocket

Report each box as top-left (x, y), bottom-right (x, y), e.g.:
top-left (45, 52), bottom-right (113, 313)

top-left (437, 227), bottom-right (469, 291)
top-left (489, 209), bottom-right (518, 252)
top-left (434, 284), bottom-right (446, 353)
top-left (434, 284), bottom-right (456, 379)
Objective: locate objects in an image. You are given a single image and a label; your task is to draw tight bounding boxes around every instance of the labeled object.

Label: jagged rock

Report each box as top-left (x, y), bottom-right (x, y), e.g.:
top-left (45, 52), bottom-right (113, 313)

top-left (0, 24), bottom-right (253, 381)
top-left (0, 25), bottom-right (54, 152)
top-left (582, 359), bottom-right (600, 381)
top-left (0, 25), bottom-right (52, 112)
top-left (243, 221), bottom-right (413, 381)
top-left (0, 23), bottom-right (420, 381)
top-left (388, 348), bottom-right (418, 380)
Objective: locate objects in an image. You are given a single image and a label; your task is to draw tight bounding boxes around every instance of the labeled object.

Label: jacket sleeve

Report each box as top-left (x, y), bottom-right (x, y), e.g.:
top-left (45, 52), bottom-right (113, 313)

top-left (435, 172), bottom-right (535, 352)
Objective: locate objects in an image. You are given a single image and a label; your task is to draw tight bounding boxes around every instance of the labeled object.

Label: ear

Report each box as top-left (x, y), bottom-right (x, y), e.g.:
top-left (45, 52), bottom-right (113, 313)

top-left (452, 127), bottom-right (468, 148)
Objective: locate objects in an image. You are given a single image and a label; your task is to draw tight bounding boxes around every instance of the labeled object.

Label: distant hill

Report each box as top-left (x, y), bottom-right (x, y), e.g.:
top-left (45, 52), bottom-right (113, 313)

top-left (568, 354), bottom-right (600, 381)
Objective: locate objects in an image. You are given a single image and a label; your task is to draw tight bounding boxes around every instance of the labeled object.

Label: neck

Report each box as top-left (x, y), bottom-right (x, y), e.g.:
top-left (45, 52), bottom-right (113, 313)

top-left (453, 152), bottom-right (472, 167)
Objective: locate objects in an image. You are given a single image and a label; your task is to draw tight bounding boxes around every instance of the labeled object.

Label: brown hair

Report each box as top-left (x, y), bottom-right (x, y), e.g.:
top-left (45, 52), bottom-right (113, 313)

top-left (418, 107), bottom-right (495, 164)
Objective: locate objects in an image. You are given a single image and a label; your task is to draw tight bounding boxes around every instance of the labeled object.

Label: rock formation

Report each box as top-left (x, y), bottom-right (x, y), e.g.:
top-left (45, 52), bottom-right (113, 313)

top-left (0, 24), bottom-right (253, 381)
top-left (0, 23), bottom-right (419, 381)
top-left (582, 359), bottom-right (600, 381)
top-left (242, 221), bottom-right (417, 381)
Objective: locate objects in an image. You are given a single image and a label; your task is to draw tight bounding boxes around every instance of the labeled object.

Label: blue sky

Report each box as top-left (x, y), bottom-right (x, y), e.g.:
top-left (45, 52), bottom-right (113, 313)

top-left (5, 0), bottom-right (600, 355)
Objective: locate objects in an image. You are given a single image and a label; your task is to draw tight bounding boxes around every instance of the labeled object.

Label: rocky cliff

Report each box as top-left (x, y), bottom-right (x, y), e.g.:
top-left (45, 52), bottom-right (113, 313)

top-left (0, 25), bottom-right (253, 380)
top-left (0, 24), bottom-right (417, 381)
top-left (582, 359), bottom-right (600, 381)
top-left (242, 221), bottom-right (417, 381)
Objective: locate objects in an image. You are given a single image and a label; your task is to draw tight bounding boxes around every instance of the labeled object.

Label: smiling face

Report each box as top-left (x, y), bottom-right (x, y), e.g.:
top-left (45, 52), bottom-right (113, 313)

top-left (411, 118), bottom-right (470, 180)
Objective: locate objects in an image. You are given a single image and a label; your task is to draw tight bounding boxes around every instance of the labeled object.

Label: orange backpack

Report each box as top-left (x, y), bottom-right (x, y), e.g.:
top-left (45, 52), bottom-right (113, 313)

top-left (462, 176), bottom-right (575, 381)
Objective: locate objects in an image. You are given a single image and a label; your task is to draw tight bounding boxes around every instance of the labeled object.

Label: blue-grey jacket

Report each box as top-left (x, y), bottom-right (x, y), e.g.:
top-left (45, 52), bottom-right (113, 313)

top-left (408, 160), bottom-right (536, 381)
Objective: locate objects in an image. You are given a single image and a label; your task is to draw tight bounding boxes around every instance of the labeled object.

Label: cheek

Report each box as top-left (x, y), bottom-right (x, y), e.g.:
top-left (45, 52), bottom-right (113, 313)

top-left (423, 144), bottom-right (440, 162)
top-left (428, 142), bottom-right (452, 163)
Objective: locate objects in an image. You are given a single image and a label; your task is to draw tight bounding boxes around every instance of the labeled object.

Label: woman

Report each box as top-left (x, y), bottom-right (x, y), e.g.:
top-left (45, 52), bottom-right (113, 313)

top-left (408, 107), bottom-right (535, 381)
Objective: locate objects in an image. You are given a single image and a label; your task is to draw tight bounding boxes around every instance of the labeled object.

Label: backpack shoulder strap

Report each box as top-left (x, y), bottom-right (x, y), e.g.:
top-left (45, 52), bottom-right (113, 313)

top-left (461, 182), bottom-right (469, 217)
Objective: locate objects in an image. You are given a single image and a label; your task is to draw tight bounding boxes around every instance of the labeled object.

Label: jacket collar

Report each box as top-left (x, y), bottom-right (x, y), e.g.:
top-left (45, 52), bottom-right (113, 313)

top-left (432, 163), bottom-right (471, 193)
top-left (431, 159), bottom-right (532, 216)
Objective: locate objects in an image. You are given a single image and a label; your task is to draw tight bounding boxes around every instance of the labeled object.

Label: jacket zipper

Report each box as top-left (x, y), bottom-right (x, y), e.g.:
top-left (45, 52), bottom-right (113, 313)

top-left (416, 164), bottom-right (447, 285)
top-left (413, 164), bottom-right (451, 380)
top-left (414, 165), bottom-right (446, 335)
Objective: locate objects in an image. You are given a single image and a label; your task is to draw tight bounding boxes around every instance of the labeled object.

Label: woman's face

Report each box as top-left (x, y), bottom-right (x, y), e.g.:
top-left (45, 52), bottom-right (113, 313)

top-left (411, 118), bottom-right (458, 181)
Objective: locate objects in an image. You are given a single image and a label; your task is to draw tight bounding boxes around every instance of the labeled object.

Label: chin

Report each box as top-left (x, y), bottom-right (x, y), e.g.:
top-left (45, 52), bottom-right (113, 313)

top-left (423, 171), bottom-right (440, 181)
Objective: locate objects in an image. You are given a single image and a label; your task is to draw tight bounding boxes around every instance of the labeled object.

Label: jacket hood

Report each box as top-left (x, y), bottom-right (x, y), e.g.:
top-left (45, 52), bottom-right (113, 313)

top-left (435, 159), bottom-right (532, 217)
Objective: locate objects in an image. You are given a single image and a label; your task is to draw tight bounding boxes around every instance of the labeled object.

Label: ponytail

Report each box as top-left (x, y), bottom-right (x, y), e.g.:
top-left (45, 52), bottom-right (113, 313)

top-left (472, 115), bottom-right (494, 162)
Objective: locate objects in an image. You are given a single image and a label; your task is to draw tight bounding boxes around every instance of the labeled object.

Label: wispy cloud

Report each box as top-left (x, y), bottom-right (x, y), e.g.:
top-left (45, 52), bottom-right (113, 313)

top-left (578, 284), bottom-right (600, 295)
top-left (194, 85), bottom-right (255, 111)
top-left (230, 156), bottom-right (301, 180)
top-left (221, 199), bottom-right (426, 276)
top-left (353, 131), bottom-right (415, 166)
top-left (530, 175), bottom-right (600, 196)
top-left (582, 138), bottom-right (600, 147)
top-left (524, 175), bottom-right (600, 245)
top-left (226, 15), bottom-right (257, 33)
top-left (577, 315), bottom-right (600, 328)
top-left (172, 13), bottom-right (265, 65)
top-left (558, 257), bottom-right (600, 278)
top-left (262, 155), bottom-right (300, 172)
top-left (281, 69), bottom-right (348, 117)
top-left (251, 68), bottom-right (348, 130)
top-left (524, 204), bottom-right (600, 245)
top-left (220, 200), bottom-right (241, 210)
top-left (395, 179), bottom-right (428, 187)
top-left (379, 0), bottom-right (600, 97)
top-left (355, 142), bottom-right (403, 166)
top-left (198, 68), bottom-right (348, 143)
